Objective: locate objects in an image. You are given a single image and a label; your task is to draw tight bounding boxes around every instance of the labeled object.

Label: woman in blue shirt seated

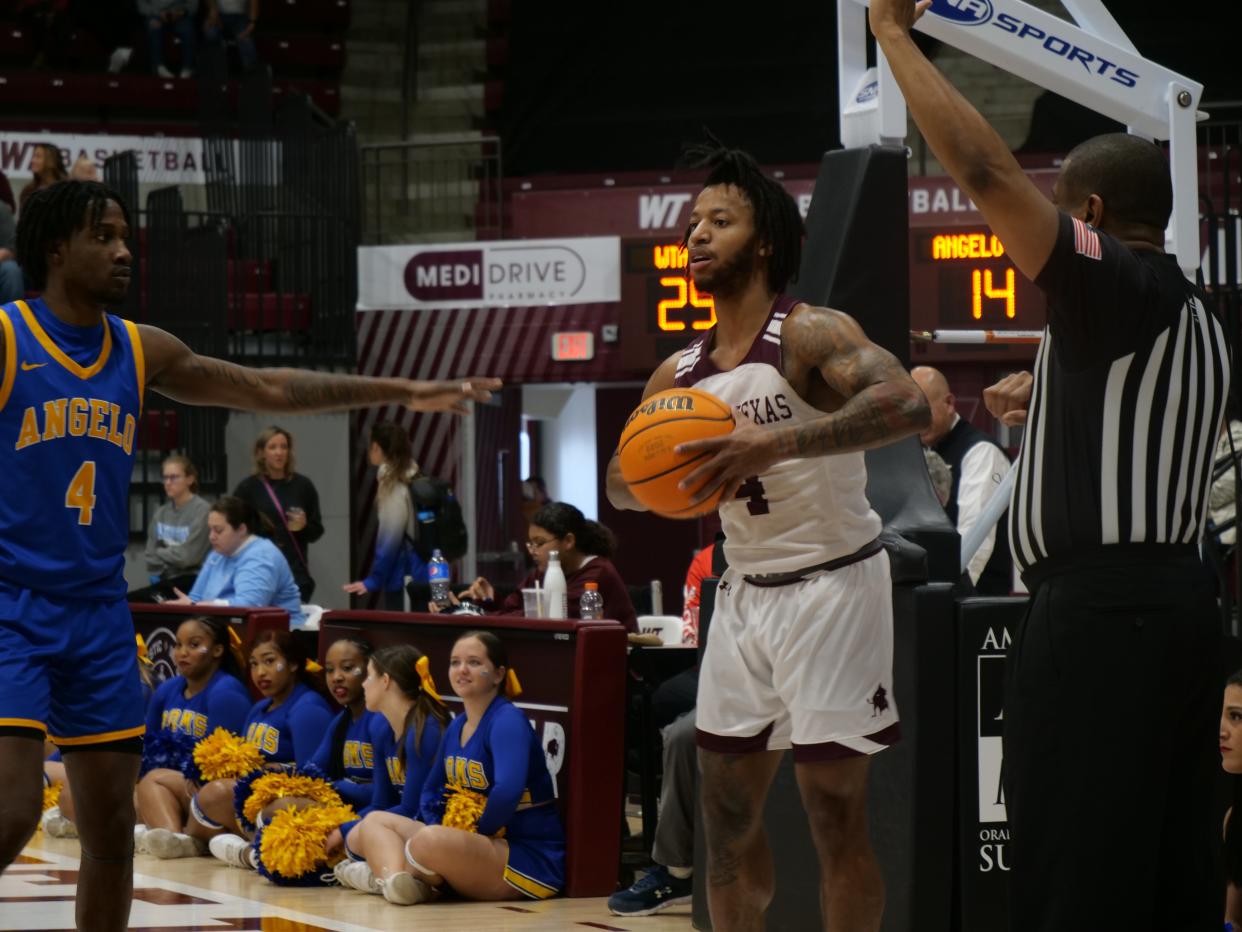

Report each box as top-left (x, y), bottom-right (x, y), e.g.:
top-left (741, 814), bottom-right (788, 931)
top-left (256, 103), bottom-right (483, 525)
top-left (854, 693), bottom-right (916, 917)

top-left (182, 630), bottom-right (333, 860)
top-left (328, 643), bottom-right (450, 904)
top-left (137, 616), bottom-right (252, 859)
top-left (168, 496), bottom-right (303, 626)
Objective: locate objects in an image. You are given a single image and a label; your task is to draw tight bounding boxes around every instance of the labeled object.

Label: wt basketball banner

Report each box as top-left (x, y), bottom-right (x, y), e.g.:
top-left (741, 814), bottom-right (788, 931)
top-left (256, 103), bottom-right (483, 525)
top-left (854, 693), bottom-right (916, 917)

top-left (0, 132), bottom-right (210, 185)
top-left (357, 237), bottom-right (621, 311)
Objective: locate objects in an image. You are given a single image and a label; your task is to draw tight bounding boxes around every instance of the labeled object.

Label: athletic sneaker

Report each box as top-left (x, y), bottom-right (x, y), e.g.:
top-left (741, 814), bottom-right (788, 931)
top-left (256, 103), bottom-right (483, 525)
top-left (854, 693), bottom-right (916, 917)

top-left (208, 833), bottom-right (257, 870)
top-left (607, 865), bottom-right (693, 916)
top-left (40, 807), bottom-right (77, 839)
top-left (144, 828), bottom-right (206, 859)
top-left (334, 859), bottom-right (381, 894)
top-left (134, 823), bottom-right (150, 855)
top-left (379, 871), bottom-right (432, 905)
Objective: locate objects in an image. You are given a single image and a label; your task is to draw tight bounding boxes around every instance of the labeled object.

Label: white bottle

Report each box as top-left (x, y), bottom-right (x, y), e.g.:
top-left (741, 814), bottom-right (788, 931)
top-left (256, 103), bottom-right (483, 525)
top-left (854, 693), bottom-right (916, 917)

top-left (543, 550), bottom-right (568, 619)
top-left (428, 549), bottom-right (451, 606)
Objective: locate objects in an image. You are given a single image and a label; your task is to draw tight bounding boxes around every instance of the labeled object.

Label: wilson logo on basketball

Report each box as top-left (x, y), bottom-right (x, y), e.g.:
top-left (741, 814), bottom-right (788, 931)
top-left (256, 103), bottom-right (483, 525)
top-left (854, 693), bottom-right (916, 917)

top-left (623, 394), bottom-right (697, 428)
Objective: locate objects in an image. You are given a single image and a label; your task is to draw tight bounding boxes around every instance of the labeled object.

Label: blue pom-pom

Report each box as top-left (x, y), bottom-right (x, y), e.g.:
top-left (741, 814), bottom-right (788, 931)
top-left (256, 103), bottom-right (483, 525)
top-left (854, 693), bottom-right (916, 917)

top-left (140, 730), bottom-right (196, 779)
top-left (232, 768), bottom-right (266, 833)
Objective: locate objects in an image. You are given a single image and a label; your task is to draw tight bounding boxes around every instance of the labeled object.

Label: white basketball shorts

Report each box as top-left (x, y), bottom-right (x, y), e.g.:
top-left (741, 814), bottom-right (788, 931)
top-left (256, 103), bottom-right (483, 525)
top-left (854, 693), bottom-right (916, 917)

top-left (695, 547), bottom-right (899, 762)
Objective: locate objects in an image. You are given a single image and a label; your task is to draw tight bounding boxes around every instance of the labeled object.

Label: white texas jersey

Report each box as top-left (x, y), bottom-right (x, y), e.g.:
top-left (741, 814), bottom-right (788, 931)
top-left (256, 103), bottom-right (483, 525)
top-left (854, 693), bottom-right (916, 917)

top-left (673, 294), bottom-right (882, 574)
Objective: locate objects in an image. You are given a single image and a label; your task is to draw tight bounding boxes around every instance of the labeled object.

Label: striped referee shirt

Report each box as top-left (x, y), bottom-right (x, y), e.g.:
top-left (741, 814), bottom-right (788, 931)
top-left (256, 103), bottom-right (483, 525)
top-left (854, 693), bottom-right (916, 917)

top-left (1008, 214), bottom-right (1230, 574)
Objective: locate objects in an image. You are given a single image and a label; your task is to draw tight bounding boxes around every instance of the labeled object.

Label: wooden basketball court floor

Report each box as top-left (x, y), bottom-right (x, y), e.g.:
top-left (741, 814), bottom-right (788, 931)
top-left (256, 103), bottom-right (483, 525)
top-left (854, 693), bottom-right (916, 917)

top-left (7, 834), bottom-right (694, 932)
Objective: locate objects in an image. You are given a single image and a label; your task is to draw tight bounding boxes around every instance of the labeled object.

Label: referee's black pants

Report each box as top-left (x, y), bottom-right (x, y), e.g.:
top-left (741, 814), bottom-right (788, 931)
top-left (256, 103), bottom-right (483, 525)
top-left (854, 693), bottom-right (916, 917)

top-left (1004, 546), bottom-right (1222, 932)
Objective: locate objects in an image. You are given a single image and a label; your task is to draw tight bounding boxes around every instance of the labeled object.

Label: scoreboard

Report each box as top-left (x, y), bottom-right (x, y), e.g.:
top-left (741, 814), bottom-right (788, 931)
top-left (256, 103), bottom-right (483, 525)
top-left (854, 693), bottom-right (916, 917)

top-left (619, 227), bottom-right (1045, 371)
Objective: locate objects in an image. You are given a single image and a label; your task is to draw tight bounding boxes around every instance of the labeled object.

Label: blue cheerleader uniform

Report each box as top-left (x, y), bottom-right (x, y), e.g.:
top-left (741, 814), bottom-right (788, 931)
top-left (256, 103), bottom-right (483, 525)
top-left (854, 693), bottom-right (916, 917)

top-left (146, 669), bottom-right (251, 742)
top-left (339, 713), bottom-right (444, 847)
top-left (419, 695), bottom-right (565, 899)
top-left (242, 682), bottom-right (333, 766)
top-left (306, 707), bottom-right (382, 808)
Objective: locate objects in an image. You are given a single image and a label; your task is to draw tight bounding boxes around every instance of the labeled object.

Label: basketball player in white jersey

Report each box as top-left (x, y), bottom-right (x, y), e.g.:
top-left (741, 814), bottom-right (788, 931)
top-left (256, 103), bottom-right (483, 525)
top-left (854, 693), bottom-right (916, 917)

top-left (607, 142), bottom-right (929, 932)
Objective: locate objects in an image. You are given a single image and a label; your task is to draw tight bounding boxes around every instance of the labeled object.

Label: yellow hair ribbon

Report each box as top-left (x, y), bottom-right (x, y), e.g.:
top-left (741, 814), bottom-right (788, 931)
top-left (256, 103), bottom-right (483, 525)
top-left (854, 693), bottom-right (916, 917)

top-left (414, 655), bottom-right (444, 706)
top-left (504, 668), bottom-right (522, 699)
top-left (305, 659), bottom-right (323, 674)
top-left (227, 626), bottom-right (242, 650)
top-left (135, 633), bottom-right (153, 666)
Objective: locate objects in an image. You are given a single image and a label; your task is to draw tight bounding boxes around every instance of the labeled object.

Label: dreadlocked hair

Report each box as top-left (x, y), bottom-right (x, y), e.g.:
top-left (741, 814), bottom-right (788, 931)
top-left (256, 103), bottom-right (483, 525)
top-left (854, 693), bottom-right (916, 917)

top-left (679, 134), bottom-right (804, 295)
top-left (15, 180), bottom-right (132, 291)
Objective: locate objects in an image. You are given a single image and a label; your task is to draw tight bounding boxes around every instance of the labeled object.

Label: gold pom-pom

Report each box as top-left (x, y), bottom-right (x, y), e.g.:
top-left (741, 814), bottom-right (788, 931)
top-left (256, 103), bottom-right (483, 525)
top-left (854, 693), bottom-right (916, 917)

top-left (243, 773), bottom-right (344, 827)
top-left (42, 782), bottom-right (61, 813)
top-left (259, 803), bottom-right (356, 879)
top-left (193, 728), bottom-right (265, 782)
top-left (442, 784), bottom-right (488, 833)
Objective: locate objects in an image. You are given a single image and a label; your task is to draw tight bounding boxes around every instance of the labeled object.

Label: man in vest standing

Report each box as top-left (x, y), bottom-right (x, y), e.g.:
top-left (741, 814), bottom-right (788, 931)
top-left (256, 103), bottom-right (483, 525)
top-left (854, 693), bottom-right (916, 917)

top-left (913, 366), bottom-right (1012, 594)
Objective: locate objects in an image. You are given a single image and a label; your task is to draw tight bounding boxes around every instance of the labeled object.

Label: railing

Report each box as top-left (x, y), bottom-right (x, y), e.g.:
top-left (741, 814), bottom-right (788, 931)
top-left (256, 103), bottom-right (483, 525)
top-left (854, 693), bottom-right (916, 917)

top-left (360, 135), bottom-right (503, 245)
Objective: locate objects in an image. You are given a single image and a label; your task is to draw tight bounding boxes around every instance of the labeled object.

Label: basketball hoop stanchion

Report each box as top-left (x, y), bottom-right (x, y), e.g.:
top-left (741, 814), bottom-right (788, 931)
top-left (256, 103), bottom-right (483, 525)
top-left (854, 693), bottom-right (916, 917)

top-left (910, 329), bottom-right (1043, 345)
top-left (839, 0), bottom-right (1206, 276)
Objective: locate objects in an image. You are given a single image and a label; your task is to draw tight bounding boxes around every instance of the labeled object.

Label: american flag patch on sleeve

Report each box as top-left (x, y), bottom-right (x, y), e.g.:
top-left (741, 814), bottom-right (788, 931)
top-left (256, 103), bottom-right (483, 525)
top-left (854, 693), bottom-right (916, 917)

top-left (1072, 217), bottom-right (1102, 260)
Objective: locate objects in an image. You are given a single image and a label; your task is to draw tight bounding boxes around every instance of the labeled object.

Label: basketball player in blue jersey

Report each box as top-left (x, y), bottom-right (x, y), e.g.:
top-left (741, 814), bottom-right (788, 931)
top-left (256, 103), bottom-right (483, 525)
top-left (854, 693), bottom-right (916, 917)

top-left (0, 180), bottom-right (500, 931)
top-left (606, 143), bottom-right (929, 931)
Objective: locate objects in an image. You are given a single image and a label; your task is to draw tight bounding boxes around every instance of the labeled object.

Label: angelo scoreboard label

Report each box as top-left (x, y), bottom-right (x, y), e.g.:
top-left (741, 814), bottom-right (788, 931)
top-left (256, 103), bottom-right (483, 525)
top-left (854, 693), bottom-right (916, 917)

top-left (957, 598), bottom-right (1024, 932)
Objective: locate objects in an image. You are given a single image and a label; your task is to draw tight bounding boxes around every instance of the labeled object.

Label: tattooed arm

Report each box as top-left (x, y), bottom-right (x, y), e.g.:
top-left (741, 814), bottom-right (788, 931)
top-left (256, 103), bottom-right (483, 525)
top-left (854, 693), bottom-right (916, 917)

top-left (140, 326), bottom-right (500, 414)
top-left (775, 305), bottom-right (929, 456)
top-left (677, 305), bottom-right (928, 505)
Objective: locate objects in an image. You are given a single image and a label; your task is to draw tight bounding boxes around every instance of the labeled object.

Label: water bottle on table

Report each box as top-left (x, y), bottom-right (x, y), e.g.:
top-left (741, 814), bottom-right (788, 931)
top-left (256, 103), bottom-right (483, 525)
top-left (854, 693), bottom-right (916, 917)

top-left (543, 550), bottom-right (568, 619)
top-left (428, 549), bottom-right (451, 607)
top-left (579, 581), bottom-right (602, 620)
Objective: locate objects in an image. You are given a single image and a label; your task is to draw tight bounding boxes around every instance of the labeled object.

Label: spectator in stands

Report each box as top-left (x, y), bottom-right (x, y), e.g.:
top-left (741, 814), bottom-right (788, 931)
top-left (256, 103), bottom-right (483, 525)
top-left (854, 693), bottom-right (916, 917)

top-left (233, 426), bottom-right (323, 601)
top-left (435, 502), bottom-right (638, 631)
top-left (143, 454), bottom-right (211, 593)
top-left (138, 0), bottom-right (198, 78)
top-left (912, 365), bottom-right (1013, 595)
top-left (70, 155), bottom-right (101, 182)
top-left (1222, 670), bottom-right (1242, 926)
top-left (1210, 400), bottom-right (1242, 547)
top-left (0, 168), bottom-right (14, 216)
top-left (343, 422), bottom-right (428, 611)
top-left (203, 0), bottom-right (258, 71)
top-left (166, 495), bottom-right (304, 626)
top-left (0, 197), bottom-right (22, 304)
top-left (609, 541), bottom-right (721, 916)
top-left (18, 144), bottom-right (67, 216)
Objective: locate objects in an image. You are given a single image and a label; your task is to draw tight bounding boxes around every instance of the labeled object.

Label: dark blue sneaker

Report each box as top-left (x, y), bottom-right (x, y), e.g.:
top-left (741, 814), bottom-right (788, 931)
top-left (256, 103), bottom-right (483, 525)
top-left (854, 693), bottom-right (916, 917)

top-left (607, 865), bottom-right (693, 916)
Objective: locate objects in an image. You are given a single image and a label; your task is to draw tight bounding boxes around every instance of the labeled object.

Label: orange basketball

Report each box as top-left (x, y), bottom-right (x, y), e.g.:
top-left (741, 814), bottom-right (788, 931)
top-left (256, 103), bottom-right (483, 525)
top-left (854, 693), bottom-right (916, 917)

top-left (617, 387), bottom-right (735, 519)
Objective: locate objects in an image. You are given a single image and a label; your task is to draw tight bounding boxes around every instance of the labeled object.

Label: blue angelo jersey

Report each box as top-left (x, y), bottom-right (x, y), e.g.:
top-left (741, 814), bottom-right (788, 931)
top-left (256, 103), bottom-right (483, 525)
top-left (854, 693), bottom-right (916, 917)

top-left (419, 696), bottom-right (561, 840)
top-left (146, 669), bottom-right (251, 740)
top-left (307, 708), bottom-right (381, 808)
top-left (243, 683), bottom-right (334, 766)
top-left (0, 299), bottom-right (144, 599)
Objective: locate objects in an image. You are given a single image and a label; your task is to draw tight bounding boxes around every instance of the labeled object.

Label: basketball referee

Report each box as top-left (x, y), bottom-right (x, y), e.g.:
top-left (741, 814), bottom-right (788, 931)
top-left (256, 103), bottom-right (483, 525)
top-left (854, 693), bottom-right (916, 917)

top-left (873, 2), bottom-right (1229, 930)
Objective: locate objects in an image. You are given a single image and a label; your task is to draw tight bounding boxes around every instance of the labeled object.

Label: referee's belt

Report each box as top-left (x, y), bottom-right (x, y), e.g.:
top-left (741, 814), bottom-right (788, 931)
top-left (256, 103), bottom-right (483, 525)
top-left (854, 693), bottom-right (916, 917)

top-left (742, 538), bottom-right (883, 588)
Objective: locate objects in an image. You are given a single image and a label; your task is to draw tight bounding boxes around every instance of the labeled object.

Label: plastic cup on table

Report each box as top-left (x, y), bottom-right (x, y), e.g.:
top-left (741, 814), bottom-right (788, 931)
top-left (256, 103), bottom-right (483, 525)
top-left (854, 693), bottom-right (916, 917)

top-left (521, 588), bottom-right (544, 617)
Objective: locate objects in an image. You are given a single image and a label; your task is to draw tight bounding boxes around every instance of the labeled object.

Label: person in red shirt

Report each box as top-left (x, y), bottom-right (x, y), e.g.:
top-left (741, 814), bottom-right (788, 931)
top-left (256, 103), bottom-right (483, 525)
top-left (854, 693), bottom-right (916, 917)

top-left (437, 502), bottom-right (638, 632)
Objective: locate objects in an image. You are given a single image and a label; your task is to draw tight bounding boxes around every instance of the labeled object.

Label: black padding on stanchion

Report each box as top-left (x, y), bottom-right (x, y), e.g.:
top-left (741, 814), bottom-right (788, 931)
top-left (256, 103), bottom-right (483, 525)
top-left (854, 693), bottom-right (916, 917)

top-left (788, 146), bottom-right (911, 366)
top-left (867, 438), bottom-right (960, 584)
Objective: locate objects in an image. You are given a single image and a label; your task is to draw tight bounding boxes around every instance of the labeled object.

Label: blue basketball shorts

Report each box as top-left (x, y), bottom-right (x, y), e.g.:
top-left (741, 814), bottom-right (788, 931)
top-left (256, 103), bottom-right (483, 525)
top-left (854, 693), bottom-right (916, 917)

top-left (0, 580), bottom-right (145, 745)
